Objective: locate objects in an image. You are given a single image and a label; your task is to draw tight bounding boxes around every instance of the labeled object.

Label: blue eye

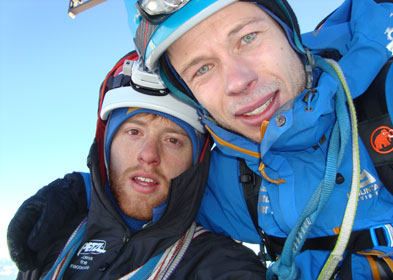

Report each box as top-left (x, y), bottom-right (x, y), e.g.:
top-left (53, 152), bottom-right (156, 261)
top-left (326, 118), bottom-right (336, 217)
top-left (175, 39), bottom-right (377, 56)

top-left (241, 32), bottom-right (256, 44)
top-left (197, 64), bottom-right (211, 76)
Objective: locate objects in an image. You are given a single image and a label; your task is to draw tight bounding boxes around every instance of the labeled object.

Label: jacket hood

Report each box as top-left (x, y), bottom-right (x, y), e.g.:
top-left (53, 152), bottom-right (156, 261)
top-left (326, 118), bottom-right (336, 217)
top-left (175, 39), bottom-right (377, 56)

top-left (86, 137), bottom-right (212, 267)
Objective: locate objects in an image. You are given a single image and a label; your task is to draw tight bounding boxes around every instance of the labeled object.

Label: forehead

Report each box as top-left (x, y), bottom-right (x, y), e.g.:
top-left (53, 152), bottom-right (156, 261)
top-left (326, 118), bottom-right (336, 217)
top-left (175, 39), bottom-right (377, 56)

top-left (176, 3), bottom-right (268, 39)
top-left (167, 2), bottom-right (273, 61)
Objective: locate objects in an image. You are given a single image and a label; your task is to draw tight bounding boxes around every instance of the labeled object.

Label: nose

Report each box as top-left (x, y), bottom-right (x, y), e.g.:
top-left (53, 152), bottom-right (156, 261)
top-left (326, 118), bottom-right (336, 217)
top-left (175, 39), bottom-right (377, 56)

top-left (224, 55), bottom-right (257, 96)
top-left (138, 139), bottom-right (161, 166)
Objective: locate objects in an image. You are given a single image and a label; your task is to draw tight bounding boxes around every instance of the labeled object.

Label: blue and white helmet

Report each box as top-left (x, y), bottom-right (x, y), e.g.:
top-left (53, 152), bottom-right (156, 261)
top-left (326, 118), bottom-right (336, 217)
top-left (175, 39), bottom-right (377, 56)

top-left (125, 0), bottom-right (307, 105)
top-left (126, 0), bottom-right (305, 72)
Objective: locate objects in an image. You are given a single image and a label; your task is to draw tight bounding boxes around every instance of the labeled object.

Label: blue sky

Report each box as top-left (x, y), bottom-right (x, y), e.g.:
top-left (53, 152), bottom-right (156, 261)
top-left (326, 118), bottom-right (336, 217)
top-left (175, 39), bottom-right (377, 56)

top-left (0, 0), bottom-right (343, 275)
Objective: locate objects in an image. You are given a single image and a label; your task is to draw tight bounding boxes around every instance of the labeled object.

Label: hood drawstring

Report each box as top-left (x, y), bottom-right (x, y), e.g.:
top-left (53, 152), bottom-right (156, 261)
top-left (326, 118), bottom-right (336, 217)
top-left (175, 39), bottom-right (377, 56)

top-left (258, 162), bottom-right (286, 185)
top-left (258, 120), bottom-right (286, 185)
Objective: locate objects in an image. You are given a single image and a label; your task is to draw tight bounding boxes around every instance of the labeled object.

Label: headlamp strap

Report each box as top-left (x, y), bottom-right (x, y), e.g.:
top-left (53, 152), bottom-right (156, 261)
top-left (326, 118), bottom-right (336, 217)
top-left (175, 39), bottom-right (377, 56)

top-left (134, 17), bottom-right (159, 62)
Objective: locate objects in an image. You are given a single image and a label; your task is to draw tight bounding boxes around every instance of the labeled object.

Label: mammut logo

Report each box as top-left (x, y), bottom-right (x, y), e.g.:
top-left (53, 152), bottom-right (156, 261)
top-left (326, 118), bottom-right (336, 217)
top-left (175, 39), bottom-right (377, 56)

top-left (370, 126), bottom-right (393, 154)
top-left (77, 240), bottom-right (107, 256)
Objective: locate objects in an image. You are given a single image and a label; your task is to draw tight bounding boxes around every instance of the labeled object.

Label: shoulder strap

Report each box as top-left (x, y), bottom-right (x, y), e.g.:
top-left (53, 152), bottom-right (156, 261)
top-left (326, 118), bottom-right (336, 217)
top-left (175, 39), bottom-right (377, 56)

top-left (238, 158), bottom-right (261, 232)
top-left (267, 224), bottom-right (392, 254)
top-left (354, 57), bottom-right (393, 193)
top-left (238, 158), bottom-right (277, 261)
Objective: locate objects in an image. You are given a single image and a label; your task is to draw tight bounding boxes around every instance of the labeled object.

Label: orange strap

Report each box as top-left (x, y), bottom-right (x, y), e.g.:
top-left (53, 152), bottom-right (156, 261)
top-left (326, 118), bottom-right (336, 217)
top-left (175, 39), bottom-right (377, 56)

top-left (358, 250), bottom-right (393, 279)
top-left (258, 162), bottom-right (286, 185)
top-left (365, 255), bottom-right (381, 280)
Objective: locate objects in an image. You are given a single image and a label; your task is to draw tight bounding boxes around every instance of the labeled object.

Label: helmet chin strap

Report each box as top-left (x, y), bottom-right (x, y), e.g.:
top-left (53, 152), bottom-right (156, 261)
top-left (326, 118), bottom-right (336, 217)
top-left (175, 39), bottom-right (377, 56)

top-left (305, 48), bottom-right (316, 90)
top-left (303, 48), bottom-right (318, 112)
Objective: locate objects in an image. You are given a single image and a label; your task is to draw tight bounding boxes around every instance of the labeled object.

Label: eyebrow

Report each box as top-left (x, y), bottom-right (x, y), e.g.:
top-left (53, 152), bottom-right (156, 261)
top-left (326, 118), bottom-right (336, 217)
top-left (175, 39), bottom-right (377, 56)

top-left (178, 17), bottom-right (263, 77)
top-left (126, 118), bottom-right (189, 137)
top-left (178, 55), bottom-right (209, 77)
top-left (227, 17), bottom-right (262, 38)
top-left (162, 126), bottom-right (189, 137)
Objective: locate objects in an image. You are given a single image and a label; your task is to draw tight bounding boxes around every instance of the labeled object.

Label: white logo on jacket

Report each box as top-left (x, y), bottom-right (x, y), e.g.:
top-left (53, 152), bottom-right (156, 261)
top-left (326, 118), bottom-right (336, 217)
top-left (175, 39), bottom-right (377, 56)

top-left (355, 169), bottom-right (381, 200)
top-left (77, 240), bottom-right (107, 256)
top-left (386, 26), bottom-right (393, 55)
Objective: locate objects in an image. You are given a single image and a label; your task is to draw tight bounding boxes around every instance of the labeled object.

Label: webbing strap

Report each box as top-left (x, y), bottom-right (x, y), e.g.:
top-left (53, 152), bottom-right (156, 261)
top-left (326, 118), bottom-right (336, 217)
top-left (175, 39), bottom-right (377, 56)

top-left (238, 158), bottom-right (277, 262)
top-left (267, 226), bottom-right (391, 255)
top-left (119, 222), bottom-right (198, 280)
top-left (340, 250), bottom-right (393, 280)
top-left (267, 56), bottom-right (355, 280)
top-left (239, 158), bottom-right (262, 234)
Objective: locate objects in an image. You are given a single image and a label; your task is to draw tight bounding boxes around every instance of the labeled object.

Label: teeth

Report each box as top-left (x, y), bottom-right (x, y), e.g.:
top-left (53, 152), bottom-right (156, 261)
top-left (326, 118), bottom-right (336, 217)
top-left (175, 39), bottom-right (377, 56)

top-left (134, 176), bottom-right (154, 183)
top-left (245, 97), bottom-right (273, 116)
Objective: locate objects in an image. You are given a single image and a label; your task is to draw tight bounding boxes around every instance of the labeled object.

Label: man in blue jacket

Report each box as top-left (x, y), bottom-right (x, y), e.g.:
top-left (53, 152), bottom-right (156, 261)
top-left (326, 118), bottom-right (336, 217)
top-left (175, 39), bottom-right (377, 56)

top-left (8, 0), bottom-right (393, 279)
top-left (128, 0), bottom-right (393, 278)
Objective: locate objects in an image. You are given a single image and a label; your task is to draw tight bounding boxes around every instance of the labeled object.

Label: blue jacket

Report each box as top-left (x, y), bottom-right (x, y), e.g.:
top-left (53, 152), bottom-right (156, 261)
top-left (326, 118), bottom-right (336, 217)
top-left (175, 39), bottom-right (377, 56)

top-left (196, 0), bottom-right (393, 278)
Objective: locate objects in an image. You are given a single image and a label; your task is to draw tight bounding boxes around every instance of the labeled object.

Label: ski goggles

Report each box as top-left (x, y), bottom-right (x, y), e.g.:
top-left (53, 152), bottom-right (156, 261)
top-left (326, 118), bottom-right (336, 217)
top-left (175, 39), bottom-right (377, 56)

top-left (136, 0), bottom-right (191, 23)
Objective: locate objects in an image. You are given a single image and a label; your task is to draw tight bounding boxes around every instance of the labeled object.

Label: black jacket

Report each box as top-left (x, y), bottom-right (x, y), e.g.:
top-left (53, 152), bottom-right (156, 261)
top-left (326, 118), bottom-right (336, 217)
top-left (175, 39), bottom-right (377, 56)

top-left (18, 140), bottom-right (266, 279)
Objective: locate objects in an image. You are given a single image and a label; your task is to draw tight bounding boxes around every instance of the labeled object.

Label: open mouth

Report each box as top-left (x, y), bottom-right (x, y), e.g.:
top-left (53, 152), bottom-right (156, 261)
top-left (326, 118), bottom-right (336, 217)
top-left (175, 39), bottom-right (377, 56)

top-left (244, 96), bottom-right (274, 116)
top-left (133, 176), bottom-right (158, 185)
top-left (131, 175), bottom-right (160, 194)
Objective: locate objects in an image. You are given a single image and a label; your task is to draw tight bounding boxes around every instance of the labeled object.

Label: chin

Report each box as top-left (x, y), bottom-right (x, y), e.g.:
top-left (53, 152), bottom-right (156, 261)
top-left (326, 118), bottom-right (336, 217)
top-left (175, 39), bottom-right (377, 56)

top-left (126, 211), bottom-right (153, 221)
top-left (234, 127), bottom-right (261, 143)
top-left (121, 203), bottom-right (153, 220)
top-left (243, 133), bottom-right (261, 143)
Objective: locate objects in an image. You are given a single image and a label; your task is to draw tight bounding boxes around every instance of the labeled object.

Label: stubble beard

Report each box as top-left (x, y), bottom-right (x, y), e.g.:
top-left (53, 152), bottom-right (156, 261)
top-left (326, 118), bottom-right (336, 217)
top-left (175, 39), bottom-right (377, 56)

top-left (208, 69), bottom-right (306, 143)
top-left (108, 166), bottom-right (169, 220)
top-left (208, 79), bottom-right (282, 143)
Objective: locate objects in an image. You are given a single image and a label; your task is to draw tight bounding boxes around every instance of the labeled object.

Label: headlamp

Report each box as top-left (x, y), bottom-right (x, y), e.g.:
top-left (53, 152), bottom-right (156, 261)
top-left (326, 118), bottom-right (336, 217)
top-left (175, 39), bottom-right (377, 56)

top-left (137, 0), bottom-right (191, 23)
top-left (124, 59), bottom-right (169, 96)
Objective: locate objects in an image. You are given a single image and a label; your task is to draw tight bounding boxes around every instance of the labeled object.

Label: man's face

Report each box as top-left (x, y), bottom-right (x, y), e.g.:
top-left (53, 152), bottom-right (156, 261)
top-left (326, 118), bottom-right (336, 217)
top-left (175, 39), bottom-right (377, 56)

top-left (168, 2), bottom-right (305, 142)
top-left (109, 113), bottom-right (193, 220)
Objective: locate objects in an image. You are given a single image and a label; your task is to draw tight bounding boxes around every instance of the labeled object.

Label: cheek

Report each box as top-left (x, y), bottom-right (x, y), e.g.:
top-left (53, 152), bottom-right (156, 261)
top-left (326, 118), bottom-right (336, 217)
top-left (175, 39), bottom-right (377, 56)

top-left (109, 144), bottom-right (121, 173)
top-left (110, 142), bottom-right (135, 176)
top-left (285, 51), bottom-right (305, 96)
top-left (164, 149), bottom-right (193, 178)
top-left (192, 82), bottom-right (223, 113)
top-left (109, 154), bottom-right (125, 178)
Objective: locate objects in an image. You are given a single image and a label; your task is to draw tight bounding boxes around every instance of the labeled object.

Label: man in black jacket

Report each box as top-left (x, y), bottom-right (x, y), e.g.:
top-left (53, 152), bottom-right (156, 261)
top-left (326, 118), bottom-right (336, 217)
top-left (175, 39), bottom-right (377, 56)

top-left (8, 52), bottom-right (265, 279)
